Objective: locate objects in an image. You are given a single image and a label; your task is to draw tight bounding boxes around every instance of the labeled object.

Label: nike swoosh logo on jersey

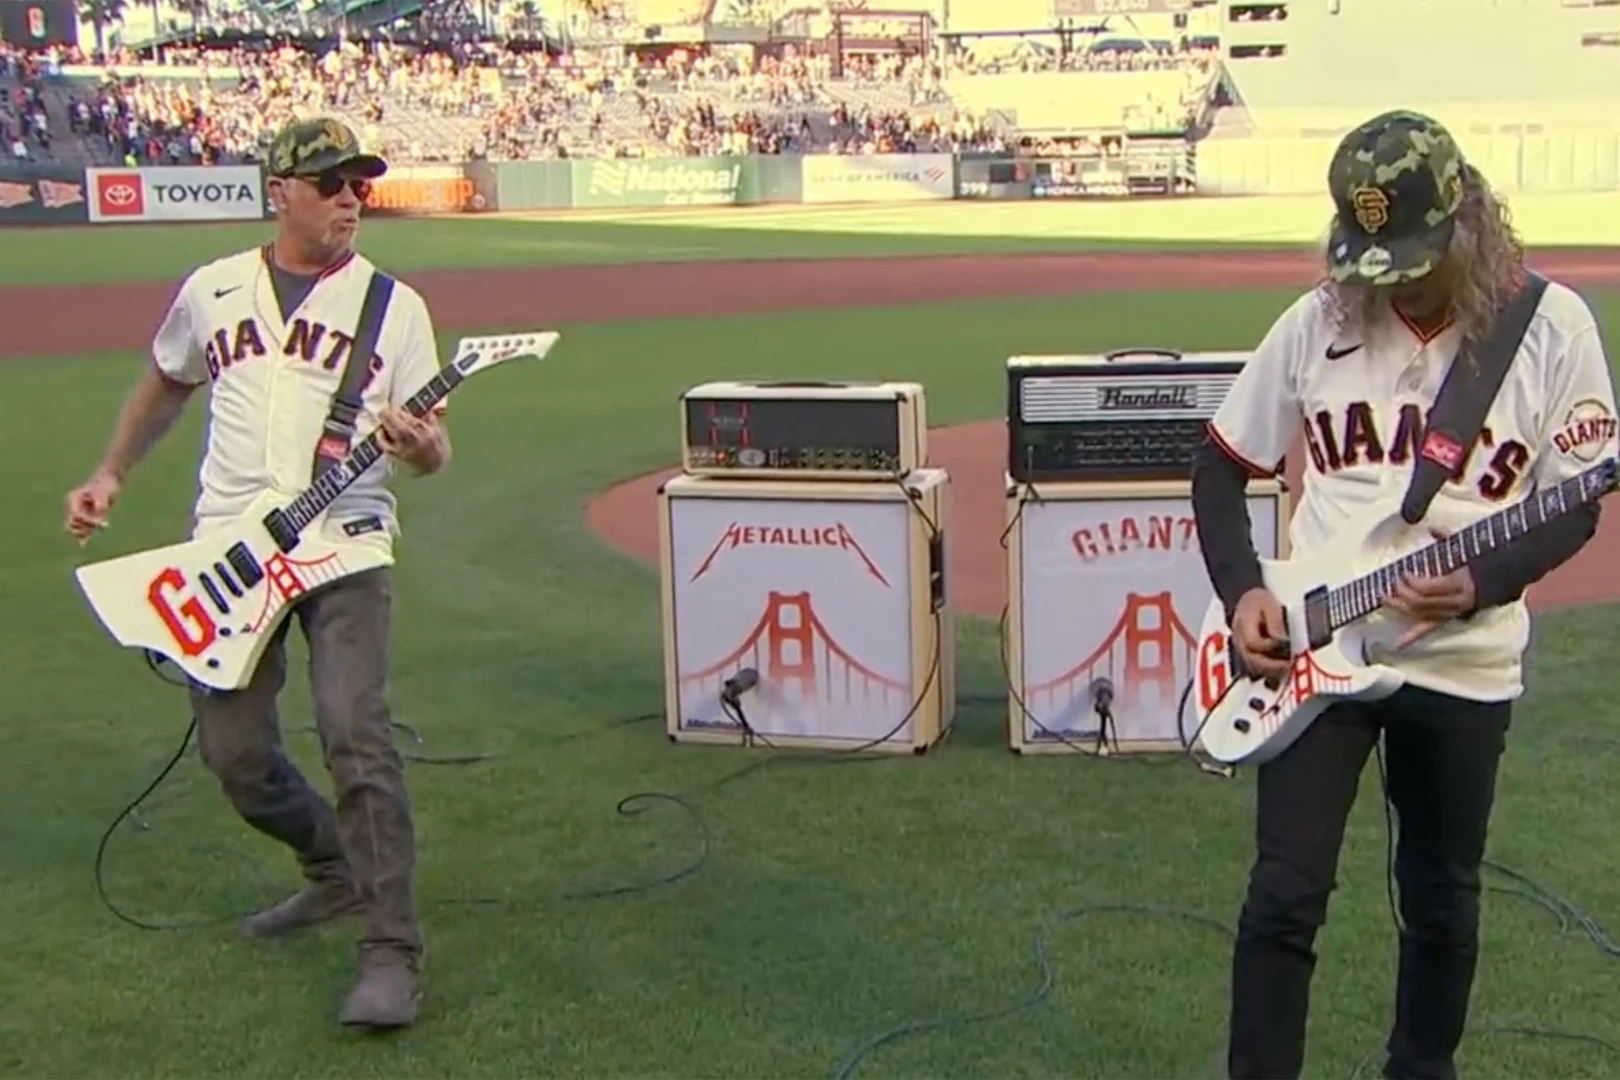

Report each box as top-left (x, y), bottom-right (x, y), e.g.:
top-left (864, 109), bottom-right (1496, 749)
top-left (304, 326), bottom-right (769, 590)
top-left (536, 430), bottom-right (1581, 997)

top-left (1325, 343), bottom-right (1363, 359)
top-left (214, 286), bottom-right (241, 299)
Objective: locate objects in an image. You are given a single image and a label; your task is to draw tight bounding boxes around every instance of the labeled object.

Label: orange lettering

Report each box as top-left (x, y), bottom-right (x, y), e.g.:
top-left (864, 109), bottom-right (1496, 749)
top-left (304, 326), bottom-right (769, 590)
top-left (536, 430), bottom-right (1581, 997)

top-left (1071, 528), bottom-right (1099, 560)
top-left (146, 568), bottom-right (216, 657)
top-left (1197, 631), bottom-right (1229, 712)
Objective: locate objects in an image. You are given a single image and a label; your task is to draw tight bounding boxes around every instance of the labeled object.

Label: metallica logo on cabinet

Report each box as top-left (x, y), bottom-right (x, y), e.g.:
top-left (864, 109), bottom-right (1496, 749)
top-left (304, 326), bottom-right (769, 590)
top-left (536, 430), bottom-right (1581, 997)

top-left (658, 469), bottom-right (955, 752)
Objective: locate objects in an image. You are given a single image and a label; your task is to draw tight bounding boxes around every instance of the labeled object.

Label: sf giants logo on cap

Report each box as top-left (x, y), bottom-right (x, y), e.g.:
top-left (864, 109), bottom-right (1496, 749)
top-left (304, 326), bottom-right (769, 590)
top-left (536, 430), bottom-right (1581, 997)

top-left (1350, 185), bottom-right (1389, 234)
top-left (94, 172), bottom-right (145, 218)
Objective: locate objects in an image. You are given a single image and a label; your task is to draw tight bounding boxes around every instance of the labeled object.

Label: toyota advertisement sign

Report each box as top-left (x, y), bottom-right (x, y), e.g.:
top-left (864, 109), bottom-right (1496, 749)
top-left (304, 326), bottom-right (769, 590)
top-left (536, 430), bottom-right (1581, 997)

top-left (86, 166), bottom-right (265, 223)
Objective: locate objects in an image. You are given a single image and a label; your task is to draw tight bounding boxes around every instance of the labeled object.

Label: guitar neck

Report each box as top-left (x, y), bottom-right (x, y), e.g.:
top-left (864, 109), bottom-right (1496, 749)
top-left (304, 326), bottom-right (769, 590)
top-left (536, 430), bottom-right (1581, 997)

top-left (279, 365), bottom-right (464, 534)
top-left (1325, 459), bottom-right (1615, 630)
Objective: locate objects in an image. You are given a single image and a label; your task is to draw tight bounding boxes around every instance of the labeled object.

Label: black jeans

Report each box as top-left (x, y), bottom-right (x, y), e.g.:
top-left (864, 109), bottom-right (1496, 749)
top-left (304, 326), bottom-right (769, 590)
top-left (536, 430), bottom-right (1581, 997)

top-left (1227, 685), bottom-right (1512, 1080)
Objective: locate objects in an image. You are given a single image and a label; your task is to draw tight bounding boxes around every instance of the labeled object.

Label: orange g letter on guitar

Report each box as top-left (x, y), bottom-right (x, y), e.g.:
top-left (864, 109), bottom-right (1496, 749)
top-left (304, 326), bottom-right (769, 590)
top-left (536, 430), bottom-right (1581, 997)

top-left (147, 568), bottom-right (217, 657)
top-left (1197, 631), bottom-right (1229, 713)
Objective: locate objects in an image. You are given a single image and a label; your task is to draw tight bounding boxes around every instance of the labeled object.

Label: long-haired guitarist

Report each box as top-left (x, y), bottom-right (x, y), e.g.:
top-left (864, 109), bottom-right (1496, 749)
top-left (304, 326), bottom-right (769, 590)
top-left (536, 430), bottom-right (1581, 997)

top-left (1191, 109), bottom-right (1617, 1079)
top-left (62, 118), bottom-right (448, 1031)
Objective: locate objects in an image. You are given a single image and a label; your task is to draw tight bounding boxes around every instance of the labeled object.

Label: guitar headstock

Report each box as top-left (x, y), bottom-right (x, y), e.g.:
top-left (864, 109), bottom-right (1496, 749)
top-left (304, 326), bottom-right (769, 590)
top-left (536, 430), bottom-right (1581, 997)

top-left (448, 331), bottom-right (560, 377)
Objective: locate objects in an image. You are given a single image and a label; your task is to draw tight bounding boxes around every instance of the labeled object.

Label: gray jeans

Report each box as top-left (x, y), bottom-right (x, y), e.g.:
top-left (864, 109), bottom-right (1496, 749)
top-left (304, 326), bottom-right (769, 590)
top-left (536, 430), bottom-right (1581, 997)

top-left (190, 568), bottom-right (420, 959)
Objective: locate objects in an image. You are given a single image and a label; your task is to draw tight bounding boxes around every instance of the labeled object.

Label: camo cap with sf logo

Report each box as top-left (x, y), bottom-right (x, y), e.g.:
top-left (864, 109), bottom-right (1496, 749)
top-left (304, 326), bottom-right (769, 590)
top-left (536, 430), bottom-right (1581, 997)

top-left (1326, 109), bottom-right (1467, 287)
top-left (266, 116), bottom-right (388, 180)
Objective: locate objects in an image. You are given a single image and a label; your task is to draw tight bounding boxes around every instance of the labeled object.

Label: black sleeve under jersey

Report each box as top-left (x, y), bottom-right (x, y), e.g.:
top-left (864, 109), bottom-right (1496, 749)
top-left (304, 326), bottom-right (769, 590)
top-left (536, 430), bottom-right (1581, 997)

top-left (1466, 501), bottom-right (1600, 613)
top-left (1190, 432), bottom-right (1267, 624)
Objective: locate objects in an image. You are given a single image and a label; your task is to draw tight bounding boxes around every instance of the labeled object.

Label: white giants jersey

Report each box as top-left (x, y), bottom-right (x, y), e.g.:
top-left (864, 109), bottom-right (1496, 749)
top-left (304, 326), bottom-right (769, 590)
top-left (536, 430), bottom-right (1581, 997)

top-left (150, 247), bottom-right (446, 556)
top-left (1208, 281), bottom-right (1618, 703)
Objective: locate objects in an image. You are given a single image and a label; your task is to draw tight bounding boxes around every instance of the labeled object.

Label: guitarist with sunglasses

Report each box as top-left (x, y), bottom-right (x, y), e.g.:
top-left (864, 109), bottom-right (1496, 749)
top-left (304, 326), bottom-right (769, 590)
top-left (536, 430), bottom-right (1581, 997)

top-left (1191, 110), bottom-right (1618, 1079)
top-left (64, 117), bottom-right (448, 1032)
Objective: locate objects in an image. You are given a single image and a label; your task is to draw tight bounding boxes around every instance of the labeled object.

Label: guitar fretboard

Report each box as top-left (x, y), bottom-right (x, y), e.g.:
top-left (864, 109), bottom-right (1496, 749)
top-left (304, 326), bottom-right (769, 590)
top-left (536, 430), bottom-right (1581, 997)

top-left (1324, 459), bottom-right (1616, 630)
top-left (280, 365), bottom-right (465, 534)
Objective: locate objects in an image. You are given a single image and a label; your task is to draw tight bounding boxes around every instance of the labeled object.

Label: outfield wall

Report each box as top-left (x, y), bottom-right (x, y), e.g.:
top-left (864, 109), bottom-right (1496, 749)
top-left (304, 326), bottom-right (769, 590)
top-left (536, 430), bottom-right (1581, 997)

top-left (4, 129), bottom-right (1617, 227)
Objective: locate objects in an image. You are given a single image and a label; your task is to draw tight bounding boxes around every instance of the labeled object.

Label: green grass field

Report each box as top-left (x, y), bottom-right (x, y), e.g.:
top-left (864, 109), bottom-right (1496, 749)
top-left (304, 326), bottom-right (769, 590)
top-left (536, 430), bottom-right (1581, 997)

top-left (4, 217), bottom-right (1620, 1079)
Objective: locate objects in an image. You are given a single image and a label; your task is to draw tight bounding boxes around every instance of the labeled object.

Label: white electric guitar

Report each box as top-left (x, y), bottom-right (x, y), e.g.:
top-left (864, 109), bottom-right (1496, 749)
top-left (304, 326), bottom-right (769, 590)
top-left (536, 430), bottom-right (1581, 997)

top-left (73, 331), bottom-right (560, 692)
top-left (1193, 455), bottom-right (1619, 766)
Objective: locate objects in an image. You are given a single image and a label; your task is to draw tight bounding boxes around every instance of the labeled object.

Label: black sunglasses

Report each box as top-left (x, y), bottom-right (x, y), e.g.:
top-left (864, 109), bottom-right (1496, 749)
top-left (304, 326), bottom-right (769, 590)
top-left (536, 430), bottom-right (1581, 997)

top-left (294, 171), bottom-right (372, 199)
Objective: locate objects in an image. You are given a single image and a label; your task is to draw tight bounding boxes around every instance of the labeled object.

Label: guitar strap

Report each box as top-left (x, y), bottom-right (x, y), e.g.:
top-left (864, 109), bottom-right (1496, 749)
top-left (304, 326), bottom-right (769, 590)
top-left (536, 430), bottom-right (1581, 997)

top-left (1399, 271), bottom-right (1549, 525)
top-left (312, 269), bottom-right (396, 479)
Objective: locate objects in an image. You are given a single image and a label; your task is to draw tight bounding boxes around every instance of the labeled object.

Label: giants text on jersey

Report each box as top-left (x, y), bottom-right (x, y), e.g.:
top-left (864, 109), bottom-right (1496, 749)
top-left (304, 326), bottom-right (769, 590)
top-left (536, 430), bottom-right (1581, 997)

top-left (1206, 281), bottom-right (1618, 703)
top-left (149, 247), bottom-right (446, 555)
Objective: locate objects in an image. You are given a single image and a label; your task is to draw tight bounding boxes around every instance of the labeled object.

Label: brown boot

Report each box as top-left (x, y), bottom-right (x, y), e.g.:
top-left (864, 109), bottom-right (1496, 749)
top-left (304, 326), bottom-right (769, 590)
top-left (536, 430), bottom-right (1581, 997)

top-left (340, 949), bottom-right (421, 1031)
top-left (240, 879), bottom-right (364, 940)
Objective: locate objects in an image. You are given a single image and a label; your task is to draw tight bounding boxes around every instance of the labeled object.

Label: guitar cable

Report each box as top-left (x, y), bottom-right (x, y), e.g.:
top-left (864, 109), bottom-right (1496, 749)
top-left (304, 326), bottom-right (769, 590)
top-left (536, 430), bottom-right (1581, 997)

top-left (997, 484), bottom-right (1233, 776)
top-left (91, 555), bottom-right (1620, 1077)
top-left (832, 738), bottom-right (1620, 1080)
top-left (92, 649), bottom-right (662, 928)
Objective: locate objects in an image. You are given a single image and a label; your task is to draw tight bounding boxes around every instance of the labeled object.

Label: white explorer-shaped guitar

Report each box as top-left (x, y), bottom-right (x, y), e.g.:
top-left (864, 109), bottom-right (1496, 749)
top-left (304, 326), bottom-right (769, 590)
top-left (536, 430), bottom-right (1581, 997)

top-left (73, 331), bottom-right (559, 692)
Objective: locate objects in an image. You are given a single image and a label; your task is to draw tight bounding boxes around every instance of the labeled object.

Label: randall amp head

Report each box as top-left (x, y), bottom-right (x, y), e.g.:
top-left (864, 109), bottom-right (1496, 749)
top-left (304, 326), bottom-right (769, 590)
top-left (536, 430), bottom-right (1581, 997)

top-left (680, 380), bottom-right (927, 480)
top-left (1006, 349), bottom-right (1248, 483)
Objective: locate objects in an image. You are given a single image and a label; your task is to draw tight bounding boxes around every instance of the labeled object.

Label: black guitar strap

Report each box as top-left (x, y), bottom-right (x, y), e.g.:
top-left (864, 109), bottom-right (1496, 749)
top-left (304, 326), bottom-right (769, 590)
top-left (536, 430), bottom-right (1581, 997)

top-left (1399, 271), bottom-right (1549, 524)
top-left (312, 269), bottom-right (395, 479)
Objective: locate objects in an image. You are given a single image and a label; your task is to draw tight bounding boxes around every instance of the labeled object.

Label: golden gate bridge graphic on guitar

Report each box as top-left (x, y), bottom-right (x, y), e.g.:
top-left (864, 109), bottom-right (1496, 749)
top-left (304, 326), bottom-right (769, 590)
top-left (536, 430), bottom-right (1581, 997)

top-left (72, 332), bottom-right (560, 692)
top-left (1018, 590), bottom-right (1199, 739)
top-left (678, 590), bottom-right (907, 729)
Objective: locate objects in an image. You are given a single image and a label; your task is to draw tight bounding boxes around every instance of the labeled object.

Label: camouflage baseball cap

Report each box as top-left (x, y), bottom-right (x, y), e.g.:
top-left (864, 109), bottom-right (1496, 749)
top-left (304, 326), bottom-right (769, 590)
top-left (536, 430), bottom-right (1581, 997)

top-left (1326, 109), bottom-right (1467, 286)
top-left (265, 116), bottom-right (387, 180)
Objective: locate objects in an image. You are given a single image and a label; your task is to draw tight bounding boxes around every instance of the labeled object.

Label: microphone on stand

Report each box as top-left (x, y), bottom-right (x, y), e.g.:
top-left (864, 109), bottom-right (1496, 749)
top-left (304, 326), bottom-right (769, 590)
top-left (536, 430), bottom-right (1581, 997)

top-left (720, 667), bottom-right (761, 745)
top-left (721, 667), bottom-right (758, 708)
top-left (1089, 676), bottom-right (1118, 755)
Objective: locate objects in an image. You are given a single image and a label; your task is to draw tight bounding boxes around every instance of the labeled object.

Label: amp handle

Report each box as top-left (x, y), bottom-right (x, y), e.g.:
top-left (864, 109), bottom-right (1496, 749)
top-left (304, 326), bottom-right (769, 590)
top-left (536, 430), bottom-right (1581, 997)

top-left (748, 379), bottom-right (869, 388)
top-left (1103, 348), bottom-right (1185, 362)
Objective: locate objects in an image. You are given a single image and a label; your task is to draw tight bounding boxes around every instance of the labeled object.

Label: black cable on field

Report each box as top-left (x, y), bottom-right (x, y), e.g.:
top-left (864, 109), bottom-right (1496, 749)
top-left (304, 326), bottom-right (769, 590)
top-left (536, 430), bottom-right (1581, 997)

top-left (98, 633), bottom-right (1620, 1080)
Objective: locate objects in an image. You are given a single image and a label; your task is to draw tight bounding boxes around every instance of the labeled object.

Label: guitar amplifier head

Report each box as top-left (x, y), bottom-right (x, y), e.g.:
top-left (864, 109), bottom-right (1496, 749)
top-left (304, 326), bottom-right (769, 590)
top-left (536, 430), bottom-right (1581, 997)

top-left (680, 380), bottom-right (928, 480)
top-left (1007, 348), bottom-right (1251, 483)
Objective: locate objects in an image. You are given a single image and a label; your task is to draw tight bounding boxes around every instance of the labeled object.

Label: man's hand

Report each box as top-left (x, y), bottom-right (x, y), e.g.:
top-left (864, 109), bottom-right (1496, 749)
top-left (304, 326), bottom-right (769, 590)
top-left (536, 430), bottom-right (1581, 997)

top-left (1384, 529), bottom-right (1478, 649)
top-left (64, 468), bottom-right (121, 546)
top-left (1232, 586), bottom-right (1292, 681)
top-left (1385, 571), bottom-right (1477, 648)
top-left (377, 406), bottom-right (446, 475)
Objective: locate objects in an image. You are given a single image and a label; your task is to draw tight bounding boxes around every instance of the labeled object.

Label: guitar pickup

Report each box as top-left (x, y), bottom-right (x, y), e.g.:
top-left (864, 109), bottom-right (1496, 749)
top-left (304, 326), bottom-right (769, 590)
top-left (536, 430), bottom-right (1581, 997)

top-left (225, 542), bottom-right (264, 588)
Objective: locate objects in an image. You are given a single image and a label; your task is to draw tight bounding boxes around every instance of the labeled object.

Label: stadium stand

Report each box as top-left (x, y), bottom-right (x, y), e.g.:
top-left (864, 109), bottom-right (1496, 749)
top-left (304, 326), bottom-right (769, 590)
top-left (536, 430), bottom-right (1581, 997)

top-left (12, 0), bottom-right (1613, 175)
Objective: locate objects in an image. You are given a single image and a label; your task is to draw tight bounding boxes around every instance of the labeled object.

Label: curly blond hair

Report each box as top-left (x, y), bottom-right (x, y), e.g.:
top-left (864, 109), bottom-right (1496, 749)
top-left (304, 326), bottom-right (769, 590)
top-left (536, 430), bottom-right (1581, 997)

top-left (1321, 165), bottom-right (1526, 342)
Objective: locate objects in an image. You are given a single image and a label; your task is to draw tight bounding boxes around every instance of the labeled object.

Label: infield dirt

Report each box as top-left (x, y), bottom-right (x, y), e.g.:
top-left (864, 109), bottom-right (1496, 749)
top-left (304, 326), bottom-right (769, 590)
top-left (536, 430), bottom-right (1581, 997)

top-left (9, 246), bottom-right (1620, 613)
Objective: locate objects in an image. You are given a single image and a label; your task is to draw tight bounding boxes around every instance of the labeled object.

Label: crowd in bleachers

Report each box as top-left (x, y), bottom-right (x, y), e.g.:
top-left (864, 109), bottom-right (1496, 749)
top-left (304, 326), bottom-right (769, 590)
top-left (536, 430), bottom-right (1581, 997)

top-left (0, 11), bottom-right (1213, 168)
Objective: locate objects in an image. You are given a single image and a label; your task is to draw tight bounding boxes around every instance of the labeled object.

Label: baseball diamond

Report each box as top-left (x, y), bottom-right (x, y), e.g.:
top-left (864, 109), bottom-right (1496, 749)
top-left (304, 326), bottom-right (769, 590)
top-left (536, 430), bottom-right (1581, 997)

top-left (7, 219), bottom-right (1620, 1078)
top-left (9, 0), bottom-right (1620, 1068)
top-left (12, 247), bottom-right (1620, 612)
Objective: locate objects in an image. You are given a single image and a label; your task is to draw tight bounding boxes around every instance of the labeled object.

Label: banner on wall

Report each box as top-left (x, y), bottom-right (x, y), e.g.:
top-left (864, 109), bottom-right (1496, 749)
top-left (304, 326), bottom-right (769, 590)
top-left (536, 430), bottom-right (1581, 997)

top-left (86, 165), bottom-right (264, 223)
top-left (364, 164), bottom-right (488, 216)
top-left (0, 164), bottom-right (89, 224)
top-left (1028, 139), bottom-right (1196, 199)
top-left (800, 154), bottom-right (953, 204)
top-left (575, 157), bottom-right (755, 208)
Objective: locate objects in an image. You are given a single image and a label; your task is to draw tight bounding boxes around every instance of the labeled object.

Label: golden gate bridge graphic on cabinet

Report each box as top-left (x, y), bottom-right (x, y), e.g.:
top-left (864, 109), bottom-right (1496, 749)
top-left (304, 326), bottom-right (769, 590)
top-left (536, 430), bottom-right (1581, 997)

top-left (679, 590), bottom-right (907, 731)
top-left (1022, 591), bottom-right (1198, 738)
